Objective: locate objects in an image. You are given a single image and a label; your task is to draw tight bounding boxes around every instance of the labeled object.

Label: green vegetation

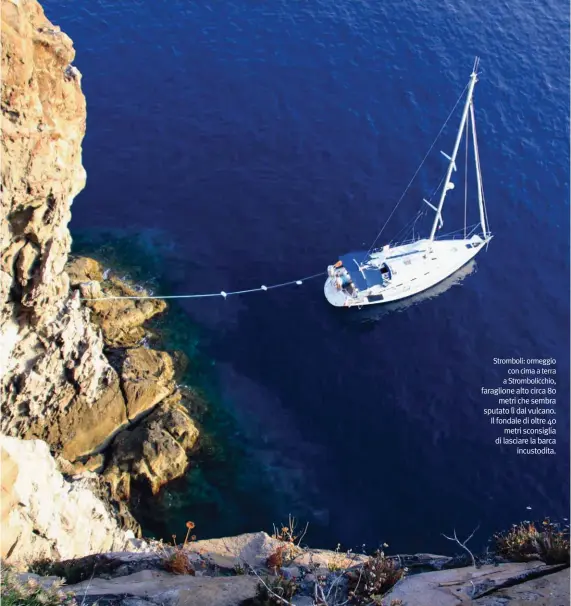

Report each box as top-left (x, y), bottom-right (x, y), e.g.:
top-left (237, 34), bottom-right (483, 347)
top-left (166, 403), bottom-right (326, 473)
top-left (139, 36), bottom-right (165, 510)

top-left (253, 574), bottom-right (298, 605)
top-left (347, 550), bottom-right (405, 605)
top-left (494, 519), bottom-right (570, 565)
top-left (1, 569), bottom-right (77, 606)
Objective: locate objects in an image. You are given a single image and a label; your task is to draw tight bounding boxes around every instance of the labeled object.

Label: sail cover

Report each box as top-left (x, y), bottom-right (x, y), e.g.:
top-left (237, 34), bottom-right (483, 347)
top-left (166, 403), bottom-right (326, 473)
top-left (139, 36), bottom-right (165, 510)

top-left (339, 251), bottom-right (383, 291)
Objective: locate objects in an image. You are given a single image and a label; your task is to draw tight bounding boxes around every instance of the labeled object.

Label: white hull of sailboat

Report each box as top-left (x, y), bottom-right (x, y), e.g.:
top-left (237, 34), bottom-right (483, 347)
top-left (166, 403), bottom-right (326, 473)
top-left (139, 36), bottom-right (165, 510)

top-left (324, 59), bottom-right (493, 310)
top-left (324, 235), bottom-right (491, 308)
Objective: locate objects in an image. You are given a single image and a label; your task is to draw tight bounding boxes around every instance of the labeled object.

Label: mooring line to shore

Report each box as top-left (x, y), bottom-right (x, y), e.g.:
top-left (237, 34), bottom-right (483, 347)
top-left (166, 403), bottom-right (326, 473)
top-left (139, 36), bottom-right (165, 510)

top-left (82, 271), bottom-right (327, 301)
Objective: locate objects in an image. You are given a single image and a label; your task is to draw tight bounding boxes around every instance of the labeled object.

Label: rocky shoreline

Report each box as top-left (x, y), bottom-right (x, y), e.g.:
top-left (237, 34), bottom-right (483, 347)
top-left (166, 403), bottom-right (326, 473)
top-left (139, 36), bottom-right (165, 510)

top-left (1, 0), bottom-right (205, 562)
top-left (67, 256), bottom-right (202, 511)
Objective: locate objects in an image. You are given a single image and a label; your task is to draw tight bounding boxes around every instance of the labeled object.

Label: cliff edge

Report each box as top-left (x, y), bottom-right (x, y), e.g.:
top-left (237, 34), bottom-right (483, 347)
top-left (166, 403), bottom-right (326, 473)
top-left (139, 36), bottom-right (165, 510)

top-left (1, 0), bottom-right (199, 565)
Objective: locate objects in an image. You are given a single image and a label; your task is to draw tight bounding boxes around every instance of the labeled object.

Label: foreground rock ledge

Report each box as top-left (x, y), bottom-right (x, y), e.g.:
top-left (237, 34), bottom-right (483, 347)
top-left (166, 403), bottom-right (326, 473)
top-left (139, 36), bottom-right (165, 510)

top-left (12, 532), bottom-right (570, 606)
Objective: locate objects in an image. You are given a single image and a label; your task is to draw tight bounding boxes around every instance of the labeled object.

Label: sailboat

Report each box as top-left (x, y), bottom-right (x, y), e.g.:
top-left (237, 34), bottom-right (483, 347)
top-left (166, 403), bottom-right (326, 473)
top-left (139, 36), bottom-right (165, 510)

top-left (325, 58), bottom-right (492, 308)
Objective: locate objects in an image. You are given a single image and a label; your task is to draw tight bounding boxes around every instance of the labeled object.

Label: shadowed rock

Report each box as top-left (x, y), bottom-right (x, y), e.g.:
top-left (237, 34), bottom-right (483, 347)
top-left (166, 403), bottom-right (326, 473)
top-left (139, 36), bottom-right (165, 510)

top-left (104, 393), bottom-right (200, 499)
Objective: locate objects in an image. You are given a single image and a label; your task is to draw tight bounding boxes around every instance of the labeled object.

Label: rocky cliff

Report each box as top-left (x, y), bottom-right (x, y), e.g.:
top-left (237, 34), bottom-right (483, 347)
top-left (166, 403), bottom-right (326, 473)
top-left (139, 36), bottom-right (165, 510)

top-left (1, 0), bottom-right (199, 565)
top-left (1, 2), bottom-right (568, 604)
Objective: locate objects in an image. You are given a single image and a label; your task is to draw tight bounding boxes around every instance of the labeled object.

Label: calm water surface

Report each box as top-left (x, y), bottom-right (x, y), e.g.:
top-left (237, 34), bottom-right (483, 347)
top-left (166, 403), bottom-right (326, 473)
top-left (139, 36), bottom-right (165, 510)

top-left (44, 0), bottom-right (570, 553)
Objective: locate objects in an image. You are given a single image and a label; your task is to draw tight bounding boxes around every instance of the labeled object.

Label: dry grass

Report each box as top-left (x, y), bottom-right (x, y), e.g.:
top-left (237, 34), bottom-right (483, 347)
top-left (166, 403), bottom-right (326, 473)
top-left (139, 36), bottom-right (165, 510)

top-left (162, 520), bottom-right (197, 575)
top-left (163, 550), bottom-right (196, 575)
top-left (272, 515), bottom-right (308, 546)
top-left (346, 550), bottom-right (405, 606)
top-left (494, 519), bottom-right (570, 565)
top-left (266, 545), bottom-right (287, 572)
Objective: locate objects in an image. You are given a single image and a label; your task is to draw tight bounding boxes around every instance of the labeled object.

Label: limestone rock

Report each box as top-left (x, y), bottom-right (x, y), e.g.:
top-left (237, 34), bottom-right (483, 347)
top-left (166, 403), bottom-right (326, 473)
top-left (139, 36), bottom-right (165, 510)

top-left (86, 278), bottom-right (167, 348)
top-left (1, 0), bottom-right (86, 328)
top-left (475, 567), bottom-right (570, 605)
top-left (120, 347), bottom-right (176, 420)
top-left (1, 296), bottom-right (129, 461)
top-left (0, 0), bottom-right (130, 464)
top-left (381, 560), bottom-right (567, 605)
top-left (104, 393), bottom-right (200, 499)
top-left (66, 256), bottom-right (103, 285)
top-left (186, 532), bottom-right (290, 570)
top-left (0, 0), bottom-right (203, 562)
top-left (0, 435), bottom-right (135, 566)
top-left (67, 570), bottom-right (259, 606)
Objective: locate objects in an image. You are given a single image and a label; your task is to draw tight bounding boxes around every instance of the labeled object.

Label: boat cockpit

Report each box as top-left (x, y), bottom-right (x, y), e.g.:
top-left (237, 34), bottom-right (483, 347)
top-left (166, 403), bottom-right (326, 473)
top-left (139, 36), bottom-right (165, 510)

top-left (328, 257), bottom-right (392, 295)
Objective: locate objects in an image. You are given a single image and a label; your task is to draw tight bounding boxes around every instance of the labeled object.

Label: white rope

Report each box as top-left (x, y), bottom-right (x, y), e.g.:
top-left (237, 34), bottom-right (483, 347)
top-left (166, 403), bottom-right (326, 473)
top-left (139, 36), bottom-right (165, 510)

top-left (362, 79), bottom-right (471, 261)
top-left (83, 271), bottom-right (326, 301)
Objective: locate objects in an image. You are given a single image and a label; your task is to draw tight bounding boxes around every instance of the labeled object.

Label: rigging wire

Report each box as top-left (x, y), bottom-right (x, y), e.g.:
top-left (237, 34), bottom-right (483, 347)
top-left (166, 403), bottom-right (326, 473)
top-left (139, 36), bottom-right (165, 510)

top-left (464, 106), bottom-right (469, 238)
top-left (470, 99), bottom-right (490, 236)
top-left (361, 78), bottom-right (471, 262)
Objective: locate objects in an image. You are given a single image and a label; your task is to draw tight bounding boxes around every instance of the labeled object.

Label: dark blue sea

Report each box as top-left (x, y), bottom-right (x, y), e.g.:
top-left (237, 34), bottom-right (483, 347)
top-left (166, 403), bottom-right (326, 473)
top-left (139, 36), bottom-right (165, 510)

top-left (44, 0), bottom-right (570, 554)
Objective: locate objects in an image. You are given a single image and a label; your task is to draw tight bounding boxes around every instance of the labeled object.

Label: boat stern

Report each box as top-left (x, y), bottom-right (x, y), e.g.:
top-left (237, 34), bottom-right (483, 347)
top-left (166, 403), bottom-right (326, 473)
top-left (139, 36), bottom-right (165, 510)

top-left (324, 276), bottom-right (351, 307)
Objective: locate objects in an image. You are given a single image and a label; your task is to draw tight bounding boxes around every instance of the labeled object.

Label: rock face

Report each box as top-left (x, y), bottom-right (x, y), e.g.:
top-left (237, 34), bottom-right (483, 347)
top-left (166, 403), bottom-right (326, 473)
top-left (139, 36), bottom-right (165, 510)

top-left (0, 0), bottom-right (201, 566)
top-left (104, 393), bottom-right (200, 500)
top-left (1, 0), bottom-right (86, 326)
top-left (0, 435), bottom-right (135, 565)
top-left (0, 0), bottom-right (124, 461)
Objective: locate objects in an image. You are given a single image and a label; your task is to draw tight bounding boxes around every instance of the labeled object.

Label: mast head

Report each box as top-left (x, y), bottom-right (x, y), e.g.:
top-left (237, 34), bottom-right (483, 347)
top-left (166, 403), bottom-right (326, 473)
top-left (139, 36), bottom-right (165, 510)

top-left (471, 56), bottom-right (481, 80)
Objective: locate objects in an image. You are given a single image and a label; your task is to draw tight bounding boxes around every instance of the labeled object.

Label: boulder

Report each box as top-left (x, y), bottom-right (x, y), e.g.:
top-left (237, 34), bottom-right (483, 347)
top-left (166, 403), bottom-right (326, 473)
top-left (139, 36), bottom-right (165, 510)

top-left (120, 347), bottom-right (176, 420)
top-left (475, 567), bottom-right (569, 605)
top-left (104, 393), bottom-right (200, 499)
top-left (66, 257), bottom-right (103, 285)
top-left (381, 560), bottom-right (567, 605)
top-left (66, 569), bottom-right (259, 606)
top-left (0, 436), bottom-right (135, 566)
top-left (83, 274), bottom-right (167, 348)
top-left (185, 532), bottom-right (284, 570)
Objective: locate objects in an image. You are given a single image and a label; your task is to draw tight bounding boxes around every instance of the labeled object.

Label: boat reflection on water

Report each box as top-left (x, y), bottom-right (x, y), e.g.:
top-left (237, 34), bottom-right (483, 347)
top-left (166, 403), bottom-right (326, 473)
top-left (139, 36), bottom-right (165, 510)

top-left (335, 260), bottom-right (477, 325)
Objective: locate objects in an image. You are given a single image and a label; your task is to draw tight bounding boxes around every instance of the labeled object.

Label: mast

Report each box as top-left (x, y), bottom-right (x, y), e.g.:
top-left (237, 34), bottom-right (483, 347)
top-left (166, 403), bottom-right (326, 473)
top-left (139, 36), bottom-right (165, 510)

top-left (429, 57), bottom-right (480, 242)
top-left (469, 100), bottom-right (487, 238)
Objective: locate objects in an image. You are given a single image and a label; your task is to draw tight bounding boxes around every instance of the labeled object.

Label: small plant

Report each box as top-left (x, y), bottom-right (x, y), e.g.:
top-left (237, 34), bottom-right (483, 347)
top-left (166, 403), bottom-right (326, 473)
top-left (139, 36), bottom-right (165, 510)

top-left (266, 545), bottom-right (287, 572)
top-left (253, 574), bottom-right (298, 605)
top-left (347, 550), bottom-right (405, 605)
top-left (327, 544), bottom-right (347, 572)
top-left (162, 521), bottom-right (197, 575)
top-left (1, 568), bottom-right (78, 606)
top-left (272, 515), bottom-right (308, 546)
top-left (494, 519), bottom-right (570, 565)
